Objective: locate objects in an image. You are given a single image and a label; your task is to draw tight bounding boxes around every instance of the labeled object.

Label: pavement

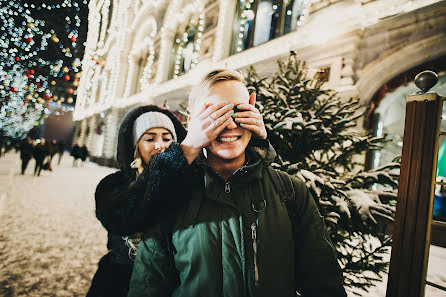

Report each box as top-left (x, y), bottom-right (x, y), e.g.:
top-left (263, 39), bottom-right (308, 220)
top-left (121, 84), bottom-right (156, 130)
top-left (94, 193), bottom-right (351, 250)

top-left (0, 151), bottom-right (444, 296)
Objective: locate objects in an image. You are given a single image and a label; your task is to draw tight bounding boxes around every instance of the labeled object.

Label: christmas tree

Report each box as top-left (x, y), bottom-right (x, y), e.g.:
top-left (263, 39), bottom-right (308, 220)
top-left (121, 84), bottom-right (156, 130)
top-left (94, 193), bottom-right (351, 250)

top-left (0, 0), bottom-right (88, 139)
top-left (245, 51), bottom-right (400, 294)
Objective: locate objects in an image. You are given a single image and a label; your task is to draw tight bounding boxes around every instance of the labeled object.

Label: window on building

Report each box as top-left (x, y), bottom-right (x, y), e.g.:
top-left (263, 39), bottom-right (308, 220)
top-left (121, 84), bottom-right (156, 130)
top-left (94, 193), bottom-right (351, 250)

top-left (232, 0), bottom-right (308, 54)
top-left (169, 18), bottom-right (200, 79)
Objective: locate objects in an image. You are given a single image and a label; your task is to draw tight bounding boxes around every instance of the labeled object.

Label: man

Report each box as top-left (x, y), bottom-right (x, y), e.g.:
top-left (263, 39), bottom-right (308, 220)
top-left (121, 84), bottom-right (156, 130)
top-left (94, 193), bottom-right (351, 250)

top-left (128, 69), bottom-right (346, 297)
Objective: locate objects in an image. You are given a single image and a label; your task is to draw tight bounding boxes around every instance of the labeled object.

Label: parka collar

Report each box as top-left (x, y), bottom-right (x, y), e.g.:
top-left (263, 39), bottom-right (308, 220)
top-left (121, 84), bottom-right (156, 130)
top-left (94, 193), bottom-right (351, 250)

top-left (196, 138), bottom-right (276, 186)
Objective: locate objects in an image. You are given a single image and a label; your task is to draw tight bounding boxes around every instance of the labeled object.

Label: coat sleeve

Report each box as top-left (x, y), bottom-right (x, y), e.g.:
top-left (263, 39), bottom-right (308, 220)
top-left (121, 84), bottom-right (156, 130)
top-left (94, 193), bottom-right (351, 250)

top-left (95, 171), bottom-right (147, 235)
top-left (291, 178), bottom-right (347, 297)
top-left (143, 142), bottom-right (200, 225)
top-left (127, 229), bottom-right (179, 297)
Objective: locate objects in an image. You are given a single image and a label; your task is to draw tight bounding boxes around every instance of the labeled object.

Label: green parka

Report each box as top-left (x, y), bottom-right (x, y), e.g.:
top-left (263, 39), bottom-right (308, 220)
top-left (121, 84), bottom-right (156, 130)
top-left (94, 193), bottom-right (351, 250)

top-left (128, 140), bottom-right (346, 297)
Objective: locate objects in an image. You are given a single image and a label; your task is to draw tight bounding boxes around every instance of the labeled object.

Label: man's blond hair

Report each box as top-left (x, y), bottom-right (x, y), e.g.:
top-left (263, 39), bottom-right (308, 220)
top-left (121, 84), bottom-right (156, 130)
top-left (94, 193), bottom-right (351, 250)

top-left (188, 69), bottom-right (245, 116)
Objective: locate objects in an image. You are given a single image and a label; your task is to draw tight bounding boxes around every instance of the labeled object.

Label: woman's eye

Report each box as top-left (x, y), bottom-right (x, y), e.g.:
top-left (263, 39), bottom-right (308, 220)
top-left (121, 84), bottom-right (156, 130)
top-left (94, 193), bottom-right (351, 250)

top-left (145, 139), bottom-right (154, 142)
top-left (163, 138), bottom-right (172, 142)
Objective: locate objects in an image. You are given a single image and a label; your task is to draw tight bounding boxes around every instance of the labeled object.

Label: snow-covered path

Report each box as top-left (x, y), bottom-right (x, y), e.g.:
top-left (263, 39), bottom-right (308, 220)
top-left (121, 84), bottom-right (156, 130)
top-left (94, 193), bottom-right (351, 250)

top-left (0, 152), bottom-right (114, 297)
top-left (0, 151), bottom-right (444, 296)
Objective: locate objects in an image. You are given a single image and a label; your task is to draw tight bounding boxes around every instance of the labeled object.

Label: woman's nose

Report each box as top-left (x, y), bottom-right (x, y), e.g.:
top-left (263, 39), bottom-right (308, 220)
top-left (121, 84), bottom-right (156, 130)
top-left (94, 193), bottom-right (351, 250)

top-left (154, 141), bottom-right (166, 151)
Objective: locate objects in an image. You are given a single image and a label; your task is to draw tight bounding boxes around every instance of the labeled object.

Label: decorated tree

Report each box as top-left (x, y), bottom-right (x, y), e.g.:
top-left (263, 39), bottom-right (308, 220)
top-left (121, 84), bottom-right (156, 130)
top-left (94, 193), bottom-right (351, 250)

top-left (0, 0), bottom-right (87, 139)
top-left (245, 51), bottom-right (400, 295)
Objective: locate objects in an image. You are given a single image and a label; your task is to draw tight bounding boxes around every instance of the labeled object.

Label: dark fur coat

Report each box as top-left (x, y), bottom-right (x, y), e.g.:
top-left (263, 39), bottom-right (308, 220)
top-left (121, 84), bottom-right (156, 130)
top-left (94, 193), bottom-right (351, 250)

top-left (89, 105), bottom-right (191, 297)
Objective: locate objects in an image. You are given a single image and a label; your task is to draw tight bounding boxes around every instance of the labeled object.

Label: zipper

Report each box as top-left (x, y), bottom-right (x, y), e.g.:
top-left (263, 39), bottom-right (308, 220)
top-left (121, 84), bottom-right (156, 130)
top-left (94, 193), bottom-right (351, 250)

top-left (251, 222), bottom-right (259, 286)
top-left (225, 182), bottom-right (230, 193)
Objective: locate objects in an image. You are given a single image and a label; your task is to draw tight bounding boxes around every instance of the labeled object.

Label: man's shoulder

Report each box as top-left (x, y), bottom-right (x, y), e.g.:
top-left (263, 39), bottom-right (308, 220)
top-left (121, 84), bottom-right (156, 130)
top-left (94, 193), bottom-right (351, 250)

top-left (265, 167), bottom-right (308, 195)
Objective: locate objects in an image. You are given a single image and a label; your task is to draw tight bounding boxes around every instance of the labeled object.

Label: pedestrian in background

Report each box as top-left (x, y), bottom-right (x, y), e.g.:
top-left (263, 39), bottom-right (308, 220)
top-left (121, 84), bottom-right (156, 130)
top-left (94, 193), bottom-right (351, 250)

top-left (80, 144), bottom-right (89, 166)
top-left (87, 105), bottom-right (187, 297)
top-left (48, 139), bottom-right (58, 168)
top-left (71, 143), bottom-right (80, 167)
top-left (57, 140), bottom-right (66, 165)
top-left (33, 138), bottom-right (48, 176)
top-left (19, 136), bottom-right (34, 174)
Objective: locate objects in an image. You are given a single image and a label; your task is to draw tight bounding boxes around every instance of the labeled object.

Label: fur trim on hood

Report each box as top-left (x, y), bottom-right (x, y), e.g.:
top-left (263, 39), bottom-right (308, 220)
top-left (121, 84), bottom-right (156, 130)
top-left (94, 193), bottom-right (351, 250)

top-left (116, 105), bottom-right (187, 181)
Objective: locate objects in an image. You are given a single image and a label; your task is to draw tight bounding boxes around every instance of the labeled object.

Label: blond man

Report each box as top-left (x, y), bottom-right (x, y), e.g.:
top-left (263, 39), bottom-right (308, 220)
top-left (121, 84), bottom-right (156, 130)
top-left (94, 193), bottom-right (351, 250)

top-left (128, 69), bottom-right (346, 297)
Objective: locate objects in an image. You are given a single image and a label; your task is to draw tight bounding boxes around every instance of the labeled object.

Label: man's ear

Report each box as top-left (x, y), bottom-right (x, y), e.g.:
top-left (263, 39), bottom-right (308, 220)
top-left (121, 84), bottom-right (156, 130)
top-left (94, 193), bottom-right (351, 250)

top-left (249, 93), bottom-right (256, 106)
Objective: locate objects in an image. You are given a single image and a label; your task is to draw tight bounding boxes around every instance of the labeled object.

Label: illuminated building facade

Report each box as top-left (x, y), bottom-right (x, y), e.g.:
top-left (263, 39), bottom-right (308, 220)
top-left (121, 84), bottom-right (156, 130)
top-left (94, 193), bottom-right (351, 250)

top-left (73, 0), bottom-right (446, 166)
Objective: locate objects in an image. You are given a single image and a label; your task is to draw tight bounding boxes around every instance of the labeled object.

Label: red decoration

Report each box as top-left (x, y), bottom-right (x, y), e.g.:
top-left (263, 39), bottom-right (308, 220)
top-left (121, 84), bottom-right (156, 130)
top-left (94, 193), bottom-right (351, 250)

top-left (11, 87), bottom-right (17, 92)
top-left (64, 75), bottom-right (70, 81)
top-left (67, 88), bottom-right (73, 94)
top-left (15, 57), bottom-right (20, 61)
top-left (96, 61), bottom-right (100, 65)
top-left (30, 69), bottom-right (35, 74)
top-left (26, 74), bottom-right (31, 78)
top-left (70, 36), bottom-right (77, 42)
top-left (45, 94), bottom-right (51, 99)
top-left (27, 37), bottom-right (33, 42)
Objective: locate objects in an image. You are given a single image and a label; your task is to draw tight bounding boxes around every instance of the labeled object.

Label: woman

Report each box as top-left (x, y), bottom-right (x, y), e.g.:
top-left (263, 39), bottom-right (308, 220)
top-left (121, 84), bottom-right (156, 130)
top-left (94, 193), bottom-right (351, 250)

top-left (86, 105), bottom-right (187, 297)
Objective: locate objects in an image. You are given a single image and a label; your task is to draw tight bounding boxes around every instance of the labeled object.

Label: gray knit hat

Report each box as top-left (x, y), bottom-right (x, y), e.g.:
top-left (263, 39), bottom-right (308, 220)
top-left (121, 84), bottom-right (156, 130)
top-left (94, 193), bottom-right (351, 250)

top-left (132, 111), bottom-right (177, 145)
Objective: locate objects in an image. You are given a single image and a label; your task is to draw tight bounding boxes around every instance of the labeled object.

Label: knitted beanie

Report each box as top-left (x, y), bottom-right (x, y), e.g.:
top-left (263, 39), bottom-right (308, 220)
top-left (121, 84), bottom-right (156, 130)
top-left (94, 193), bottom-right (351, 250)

top-left (132, 111), bottom-right (177, 145)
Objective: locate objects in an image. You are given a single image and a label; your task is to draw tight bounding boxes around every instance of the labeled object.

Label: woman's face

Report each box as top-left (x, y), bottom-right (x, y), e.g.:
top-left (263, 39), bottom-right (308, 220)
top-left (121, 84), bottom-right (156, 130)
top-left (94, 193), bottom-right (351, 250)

top-left (137, 127), bottom-right (173, 164)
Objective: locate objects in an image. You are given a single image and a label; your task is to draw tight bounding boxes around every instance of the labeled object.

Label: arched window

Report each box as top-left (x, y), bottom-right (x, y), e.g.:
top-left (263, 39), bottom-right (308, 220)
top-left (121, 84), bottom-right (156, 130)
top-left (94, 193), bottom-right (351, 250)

top-left (232, 0), bottom-right (308, 54)
top-left (169, 16), bottom-right (203, 79)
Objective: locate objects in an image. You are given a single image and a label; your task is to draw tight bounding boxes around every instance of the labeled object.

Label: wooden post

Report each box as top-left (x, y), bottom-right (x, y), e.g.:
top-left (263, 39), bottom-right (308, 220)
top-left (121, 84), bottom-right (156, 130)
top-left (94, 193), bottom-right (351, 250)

top-left (386, 71), bottom-right (443, 297)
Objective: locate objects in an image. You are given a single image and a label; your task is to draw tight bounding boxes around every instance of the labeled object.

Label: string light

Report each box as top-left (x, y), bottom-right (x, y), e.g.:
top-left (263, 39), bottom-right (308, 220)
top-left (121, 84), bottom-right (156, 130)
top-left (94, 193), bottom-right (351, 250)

top-left (1, 0), bottom-right (86, 137)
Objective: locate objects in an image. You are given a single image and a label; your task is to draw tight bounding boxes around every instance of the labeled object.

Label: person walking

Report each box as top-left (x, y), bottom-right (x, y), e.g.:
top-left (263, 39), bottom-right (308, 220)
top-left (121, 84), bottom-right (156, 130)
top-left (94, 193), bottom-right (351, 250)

top-left (33, 139), bottom-right (48, 176)
top-left (128, 69), bottom-right (346, 297)
top-left (57, 140), bottom-right (66, 165)
top-left (79, 144), bottom-right (89, 166)
top-left (19, 137), bottom-right (34, 174)
top-left (87, 105), bottom-right (187, 297)
top-left (71, 143), bottom-right (80, 167)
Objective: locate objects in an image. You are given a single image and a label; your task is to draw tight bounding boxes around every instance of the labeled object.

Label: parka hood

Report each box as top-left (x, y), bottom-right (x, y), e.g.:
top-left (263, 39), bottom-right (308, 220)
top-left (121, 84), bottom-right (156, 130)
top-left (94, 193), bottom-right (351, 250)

top-left (248, 138), bottom-right (277, 166)
top-left (116, 105), bottom-right (187, 181)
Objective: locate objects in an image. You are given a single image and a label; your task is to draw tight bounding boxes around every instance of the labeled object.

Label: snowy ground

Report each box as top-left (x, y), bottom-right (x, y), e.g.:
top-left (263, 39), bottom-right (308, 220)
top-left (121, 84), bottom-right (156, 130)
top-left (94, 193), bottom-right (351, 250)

top-left (0, 151), bottom-right (444, 296)
top-left (0, 152), bottom-right (114, 297)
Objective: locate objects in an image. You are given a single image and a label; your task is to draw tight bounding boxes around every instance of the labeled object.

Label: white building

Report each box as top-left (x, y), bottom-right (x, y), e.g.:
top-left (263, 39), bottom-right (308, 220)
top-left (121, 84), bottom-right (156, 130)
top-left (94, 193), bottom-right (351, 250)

top-left (73, 0), bottom-right (446, 168)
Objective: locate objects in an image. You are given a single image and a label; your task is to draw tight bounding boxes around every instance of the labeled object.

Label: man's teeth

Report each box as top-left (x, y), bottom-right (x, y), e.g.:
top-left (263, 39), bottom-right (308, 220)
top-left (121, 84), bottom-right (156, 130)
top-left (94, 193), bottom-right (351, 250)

top-left (219, 136), bottom-right (238, 142)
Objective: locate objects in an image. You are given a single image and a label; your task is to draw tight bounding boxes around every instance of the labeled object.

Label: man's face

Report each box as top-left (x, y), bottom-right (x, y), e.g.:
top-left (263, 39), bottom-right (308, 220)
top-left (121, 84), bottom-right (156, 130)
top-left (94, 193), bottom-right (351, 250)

top-left (201, 80), bottom-right (252, 164)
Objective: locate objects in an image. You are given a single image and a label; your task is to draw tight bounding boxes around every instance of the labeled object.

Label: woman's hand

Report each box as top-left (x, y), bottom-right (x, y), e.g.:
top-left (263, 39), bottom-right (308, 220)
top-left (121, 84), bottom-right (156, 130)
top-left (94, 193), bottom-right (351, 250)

top-left (233, 94), bottom-right (267, 139)
top-left (181, 103), bottom-right (234, 164)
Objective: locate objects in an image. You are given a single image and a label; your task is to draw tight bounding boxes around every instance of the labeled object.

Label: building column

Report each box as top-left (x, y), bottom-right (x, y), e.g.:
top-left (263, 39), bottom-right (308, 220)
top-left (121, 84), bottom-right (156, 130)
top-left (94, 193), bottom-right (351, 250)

top-left (102, 108), bottom-right (120, 159)
top-left (86, 116), bottom-right (97, 153)
top-left (72, 121), bottom-right (82, 145)
top-left (156, 30), bottom-right (175, 83)
top-left (78, 118), bottom-right (88, 146)
top-left (213, 0), bottom-right (237, 61)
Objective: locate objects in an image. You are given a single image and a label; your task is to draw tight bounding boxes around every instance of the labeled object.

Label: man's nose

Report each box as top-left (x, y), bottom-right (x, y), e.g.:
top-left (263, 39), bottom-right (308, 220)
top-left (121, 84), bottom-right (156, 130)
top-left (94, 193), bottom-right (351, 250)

top-left (226, 117), bottom-right (238, 129)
